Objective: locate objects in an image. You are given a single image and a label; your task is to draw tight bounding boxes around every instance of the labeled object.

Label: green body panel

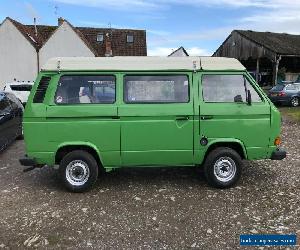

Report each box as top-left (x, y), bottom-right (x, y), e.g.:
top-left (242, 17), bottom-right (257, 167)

top-left (119, 72), bottom-right (194, 166)
top-left (23, 69), bottom-right (282, 169)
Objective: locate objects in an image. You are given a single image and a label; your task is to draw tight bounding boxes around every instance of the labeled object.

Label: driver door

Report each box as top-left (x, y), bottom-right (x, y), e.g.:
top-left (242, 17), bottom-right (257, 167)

top-left (199, 72), bottom-right (271, 160)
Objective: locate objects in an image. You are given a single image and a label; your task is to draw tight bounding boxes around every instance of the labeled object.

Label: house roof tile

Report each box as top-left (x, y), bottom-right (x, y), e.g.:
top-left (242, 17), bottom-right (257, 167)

top-left (5, 17), bottom-right (146, 56)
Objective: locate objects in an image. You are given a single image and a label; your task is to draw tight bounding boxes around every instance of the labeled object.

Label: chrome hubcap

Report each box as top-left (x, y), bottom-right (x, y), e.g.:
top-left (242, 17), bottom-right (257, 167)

top-left (214, 157), bottom-right (236, 182)
top-left (291, 98), bottom-right (299, 106)
top-left (66, 160), bottom-right (90, 186)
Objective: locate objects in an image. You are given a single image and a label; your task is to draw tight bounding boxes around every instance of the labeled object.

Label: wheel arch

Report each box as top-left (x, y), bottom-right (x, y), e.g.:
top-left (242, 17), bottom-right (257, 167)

top-left (203, 139), bottom-right (247, 162)
top-left (55, 142), bottom-right (103, 168)
top-left (291, 95), bottom-right (300, 100)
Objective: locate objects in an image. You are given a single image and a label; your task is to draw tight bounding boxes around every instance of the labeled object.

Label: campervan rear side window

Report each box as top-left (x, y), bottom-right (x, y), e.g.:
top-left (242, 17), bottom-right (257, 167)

top-left (124, 75), bottom-right (189, 103)
top-left (55, 75), bottom-right (116, 104)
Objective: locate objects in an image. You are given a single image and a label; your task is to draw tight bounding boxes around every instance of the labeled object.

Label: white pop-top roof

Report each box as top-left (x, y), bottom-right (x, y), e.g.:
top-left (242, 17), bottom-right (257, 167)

top-left (41, 56), bottom-right (245, 71)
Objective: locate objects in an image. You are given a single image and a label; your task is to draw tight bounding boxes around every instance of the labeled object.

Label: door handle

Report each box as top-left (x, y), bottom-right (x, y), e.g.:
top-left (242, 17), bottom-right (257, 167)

top-left (176, 116), bottom-right (189, 121)
top-left (111, 116), bottom-right (120, 119)
top-left (200, 115), bottom-right (213, 120)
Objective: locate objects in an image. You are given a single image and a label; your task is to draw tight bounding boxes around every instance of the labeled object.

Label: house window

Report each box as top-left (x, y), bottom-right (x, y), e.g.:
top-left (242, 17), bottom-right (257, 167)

top-left (97, 33), bottom-right (104, 43)
top-left (127, 34), bottom-right (134, 43)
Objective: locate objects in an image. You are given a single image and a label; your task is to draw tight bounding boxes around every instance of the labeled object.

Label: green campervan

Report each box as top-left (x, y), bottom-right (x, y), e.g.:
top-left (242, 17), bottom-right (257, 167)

top-left (20, 57), bottom-right (286, 192)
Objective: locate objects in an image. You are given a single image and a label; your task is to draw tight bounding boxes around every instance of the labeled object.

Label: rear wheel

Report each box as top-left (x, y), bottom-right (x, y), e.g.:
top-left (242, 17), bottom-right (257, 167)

top-left (59, 150), bottom-right (98, 192)
top-left (291, 97), bottom-right (299, 107)
top-left (204, 147), bottom-right (242, 188)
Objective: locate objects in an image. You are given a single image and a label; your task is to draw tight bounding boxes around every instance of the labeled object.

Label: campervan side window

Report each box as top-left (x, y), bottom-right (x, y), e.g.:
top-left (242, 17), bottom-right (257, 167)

top-left (55, 75), bottom-right (116, 104)
top-left (202, 75), bottom-right (262, 103)
top-left (124, 75), bottom-right (189, 103)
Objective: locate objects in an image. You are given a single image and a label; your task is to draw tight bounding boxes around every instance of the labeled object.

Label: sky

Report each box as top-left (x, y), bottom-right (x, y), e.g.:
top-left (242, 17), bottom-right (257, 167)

top-left (1, 0), bottom-right (300, 56)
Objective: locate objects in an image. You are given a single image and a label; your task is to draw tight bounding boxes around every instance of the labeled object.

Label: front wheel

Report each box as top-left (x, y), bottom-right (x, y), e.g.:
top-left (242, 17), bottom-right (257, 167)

top-left (204, 147), bottom-right (242, 188)
top-left (59, 150), bottom-right (98, 192)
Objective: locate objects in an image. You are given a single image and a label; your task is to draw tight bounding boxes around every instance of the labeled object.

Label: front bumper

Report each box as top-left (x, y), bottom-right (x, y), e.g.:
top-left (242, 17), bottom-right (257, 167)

top-left (270, 148), bottom-right (287, 160)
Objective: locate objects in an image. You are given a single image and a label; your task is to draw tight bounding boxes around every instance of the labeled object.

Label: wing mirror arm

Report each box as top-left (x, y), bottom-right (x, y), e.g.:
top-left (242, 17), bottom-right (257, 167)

top-left (247, 89), bottom-right (252, 105)
top-left (243, 76), bottom-right (252, 105)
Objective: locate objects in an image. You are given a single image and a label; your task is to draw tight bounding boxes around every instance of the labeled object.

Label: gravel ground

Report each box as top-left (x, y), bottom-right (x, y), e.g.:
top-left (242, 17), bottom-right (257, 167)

top-left (0, 115), bottom-right (299, 249)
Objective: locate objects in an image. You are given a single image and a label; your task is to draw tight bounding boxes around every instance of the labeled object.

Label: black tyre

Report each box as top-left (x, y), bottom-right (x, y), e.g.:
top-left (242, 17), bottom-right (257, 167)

top-left (204, 147), bottom-right (242, 188)
top-left (59, 150), bottom-right (98, 192)
top-left (291, 97), bottom-right (299, 107)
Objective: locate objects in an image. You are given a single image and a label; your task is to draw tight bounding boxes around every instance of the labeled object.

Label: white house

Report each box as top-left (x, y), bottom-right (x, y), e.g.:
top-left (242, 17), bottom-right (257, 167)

top-left (0, 18), bottom-right (38, 88)
top-left (0, 17), bottom-right (147, 89)
top-left (39, 20), bottom-right (95, 70)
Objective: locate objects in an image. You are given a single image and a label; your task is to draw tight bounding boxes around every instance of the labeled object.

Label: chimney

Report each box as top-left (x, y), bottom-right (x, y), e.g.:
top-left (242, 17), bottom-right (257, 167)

top-left (33, 17), bottom-right (37, 36)
top-left (58, 17), bottom-right (64, 26)
top-left (105, 33), bottom-right (113, 57)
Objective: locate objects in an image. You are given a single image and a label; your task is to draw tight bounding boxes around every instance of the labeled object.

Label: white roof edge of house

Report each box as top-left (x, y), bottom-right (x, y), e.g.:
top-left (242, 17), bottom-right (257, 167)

top-left (41, 56), bottom-right (245, 71)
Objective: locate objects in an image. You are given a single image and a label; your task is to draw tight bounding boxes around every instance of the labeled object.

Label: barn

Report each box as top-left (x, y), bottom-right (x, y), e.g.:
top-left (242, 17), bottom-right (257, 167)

top-left (213, 30), bottom-right (300, 86)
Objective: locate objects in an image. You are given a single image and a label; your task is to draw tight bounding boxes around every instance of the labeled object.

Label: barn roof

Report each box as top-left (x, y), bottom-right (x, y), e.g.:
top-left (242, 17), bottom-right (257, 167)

top-left (42, 56), bottom-right (246, 71)
top-left (235, 30), bottom-right (300, 55)
top-left (4, 17), bottom-right (146, 56)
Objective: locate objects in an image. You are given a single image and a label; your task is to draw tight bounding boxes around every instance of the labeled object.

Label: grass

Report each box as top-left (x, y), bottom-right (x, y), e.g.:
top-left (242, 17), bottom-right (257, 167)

top-left (278, 106), bottom-right (300, 123)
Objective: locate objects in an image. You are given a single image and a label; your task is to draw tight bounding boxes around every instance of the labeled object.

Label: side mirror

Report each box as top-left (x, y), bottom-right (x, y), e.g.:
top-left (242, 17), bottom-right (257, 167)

top-left (234, 95), bottom-right (243, 103)
top-left (247, 90), bottom-right (252, 105)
